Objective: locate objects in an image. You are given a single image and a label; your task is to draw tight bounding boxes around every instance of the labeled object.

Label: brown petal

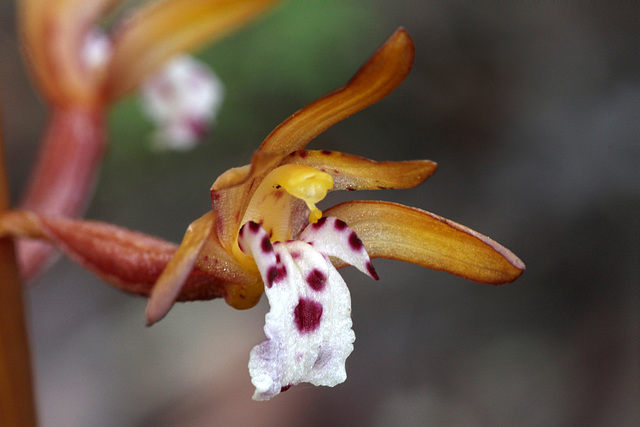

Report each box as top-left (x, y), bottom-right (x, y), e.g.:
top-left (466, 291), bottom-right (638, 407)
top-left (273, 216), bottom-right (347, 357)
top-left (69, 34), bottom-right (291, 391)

top-left (104, 0), bottom-right (278, 101)
top-left (325, 201), bottom-right (525, 284)
top-left (258, 28), bottom-right (414, 154)
top-left (282, 150), bottom-right (437, 191)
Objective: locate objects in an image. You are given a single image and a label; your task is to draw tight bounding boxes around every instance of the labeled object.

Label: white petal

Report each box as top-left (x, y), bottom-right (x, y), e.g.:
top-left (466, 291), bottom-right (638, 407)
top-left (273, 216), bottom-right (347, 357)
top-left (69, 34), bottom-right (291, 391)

top-left (239, 222), bottom-right (356, 401)
top-left (298, 216), bottom-right (379, 280)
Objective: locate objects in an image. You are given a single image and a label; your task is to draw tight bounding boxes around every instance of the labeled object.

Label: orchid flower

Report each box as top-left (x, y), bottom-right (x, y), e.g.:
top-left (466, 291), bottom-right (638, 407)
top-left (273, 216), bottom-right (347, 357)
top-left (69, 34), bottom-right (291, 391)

top-left (1, 28), bottom-right (524, 400)
top-left (17, 0), bottom-right (278, 278)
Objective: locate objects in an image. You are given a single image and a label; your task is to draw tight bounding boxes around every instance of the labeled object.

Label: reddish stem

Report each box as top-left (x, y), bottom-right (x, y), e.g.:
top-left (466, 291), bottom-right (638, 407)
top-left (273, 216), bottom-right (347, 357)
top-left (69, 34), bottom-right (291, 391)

top-left (18, 105), bottom-right (106, 279)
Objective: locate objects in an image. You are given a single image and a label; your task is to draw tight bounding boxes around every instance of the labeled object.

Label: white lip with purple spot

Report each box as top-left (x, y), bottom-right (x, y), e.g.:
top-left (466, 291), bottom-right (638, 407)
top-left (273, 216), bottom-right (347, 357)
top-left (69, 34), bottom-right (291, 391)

top-left (238, 218), bottom-right (378, 400)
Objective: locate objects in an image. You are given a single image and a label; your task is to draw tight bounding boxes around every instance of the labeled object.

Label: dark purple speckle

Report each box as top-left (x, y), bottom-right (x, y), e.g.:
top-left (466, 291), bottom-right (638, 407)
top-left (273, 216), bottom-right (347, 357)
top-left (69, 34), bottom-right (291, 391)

top-left (306, 269), bottom-right (327, 291)
top-left (275, 263), bottom-right (287, 284)
top-left (266, 266), bottom-right (278, 288)
top-left (248, 221), bottom-right (260, 232)
top-left (261, 236), bottom-right (273, 253)
top-left (334, 219), bottom-right (348, 231)
top-left (366, 261), bottom-right (380, 280)
top-left (280, 385), bottom-right (292, 392)
top-left (294, 298), bottom-right (323, 334)
top-left (348, 232), bottom-right (364, 251)
top-left (266, 258), bottom-right (287, 287)
top-left (312, 217), bottom-right (327, 229)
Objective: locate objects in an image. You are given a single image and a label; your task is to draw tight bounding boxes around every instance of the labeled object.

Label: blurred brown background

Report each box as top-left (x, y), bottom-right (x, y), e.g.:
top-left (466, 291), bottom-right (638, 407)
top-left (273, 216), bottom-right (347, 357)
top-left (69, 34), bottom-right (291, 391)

top-left (1, 1), bottom-right (637, 426)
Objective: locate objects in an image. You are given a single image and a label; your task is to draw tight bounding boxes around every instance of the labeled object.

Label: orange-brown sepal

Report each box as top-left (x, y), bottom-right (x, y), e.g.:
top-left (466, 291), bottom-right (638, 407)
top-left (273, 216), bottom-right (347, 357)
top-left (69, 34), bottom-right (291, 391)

top-left (282, 150), bottom-right (437, 191)
top-left (259, 28), bottom-right (415, 154)
top-left (325, 201), bottom-right (525, 284)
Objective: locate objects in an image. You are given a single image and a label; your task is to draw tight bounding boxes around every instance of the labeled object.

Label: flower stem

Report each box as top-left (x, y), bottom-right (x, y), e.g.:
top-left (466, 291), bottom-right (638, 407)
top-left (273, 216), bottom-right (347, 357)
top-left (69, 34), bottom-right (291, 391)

top-left (18, 106), bottom-right (106, 279)
top-left (0, 89), bottom-right (38, 426)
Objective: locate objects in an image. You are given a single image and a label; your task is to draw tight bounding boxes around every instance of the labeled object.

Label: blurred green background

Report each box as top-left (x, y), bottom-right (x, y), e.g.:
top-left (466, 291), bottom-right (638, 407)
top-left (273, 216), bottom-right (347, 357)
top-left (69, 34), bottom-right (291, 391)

top-left (1, 1), bottom-right (637, 426)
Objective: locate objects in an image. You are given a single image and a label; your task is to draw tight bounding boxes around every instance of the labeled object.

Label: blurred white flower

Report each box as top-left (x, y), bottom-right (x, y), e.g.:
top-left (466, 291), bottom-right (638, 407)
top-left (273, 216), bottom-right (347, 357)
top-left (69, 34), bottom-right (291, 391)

top-left (141, 55), bottom-right (224, 151)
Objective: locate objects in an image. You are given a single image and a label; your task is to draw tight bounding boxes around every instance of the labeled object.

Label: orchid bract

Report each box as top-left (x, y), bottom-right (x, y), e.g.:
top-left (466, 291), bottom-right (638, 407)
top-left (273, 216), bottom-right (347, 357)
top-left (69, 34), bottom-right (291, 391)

top-left (1, 28), bottom-right (524, 400)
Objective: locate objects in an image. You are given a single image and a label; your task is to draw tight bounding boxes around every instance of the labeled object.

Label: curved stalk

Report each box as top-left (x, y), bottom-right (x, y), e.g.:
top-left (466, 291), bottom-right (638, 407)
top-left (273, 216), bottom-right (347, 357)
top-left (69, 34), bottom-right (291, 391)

top-left (18, 106), bottom-right (106, 279)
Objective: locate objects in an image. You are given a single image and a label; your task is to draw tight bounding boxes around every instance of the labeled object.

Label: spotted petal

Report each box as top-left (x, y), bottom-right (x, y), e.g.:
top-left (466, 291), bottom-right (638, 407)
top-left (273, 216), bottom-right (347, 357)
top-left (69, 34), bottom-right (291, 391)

top-left (239, 222), bottom-right (357, 400)
top-left (325, 201), bottom-right (525, 284)
top-left (298, 216), bottom-right (379, 280)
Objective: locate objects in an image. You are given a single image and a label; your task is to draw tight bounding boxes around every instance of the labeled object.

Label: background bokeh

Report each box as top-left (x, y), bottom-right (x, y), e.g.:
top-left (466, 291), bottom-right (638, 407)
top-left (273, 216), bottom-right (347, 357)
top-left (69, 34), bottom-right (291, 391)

top-left (1, 1), bottom-right (637, 425)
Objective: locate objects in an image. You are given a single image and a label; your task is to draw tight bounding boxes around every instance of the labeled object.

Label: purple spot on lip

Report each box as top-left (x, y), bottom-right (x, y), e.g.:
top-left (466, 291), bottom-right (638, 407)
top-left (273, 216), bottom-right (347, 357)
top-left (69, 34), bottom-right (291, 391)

top-left (275, 263), bottom-right (287, 283)
top-left (334, 219), bottom-right (348, 231)
top-left (349, 232), bottom-right (364, 251)
top-left (248, 221), bottom-right (260, 232)
top-left (266, 253), bottom-right (287, 286)
top-left (294, 298), bottom-right (323, 334)
top-left (261, 236), bottom-right (273, 253)
top-left (280, 385), bottom-right (292, 392)
top-left (312, 217), bottom-right (327, 229)
top-left (366, 261), bottom-right (380, 280)
top-left (266, 266), bottom-right (277, 288)
top-left (306, 269), bottom-right (327, 291)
